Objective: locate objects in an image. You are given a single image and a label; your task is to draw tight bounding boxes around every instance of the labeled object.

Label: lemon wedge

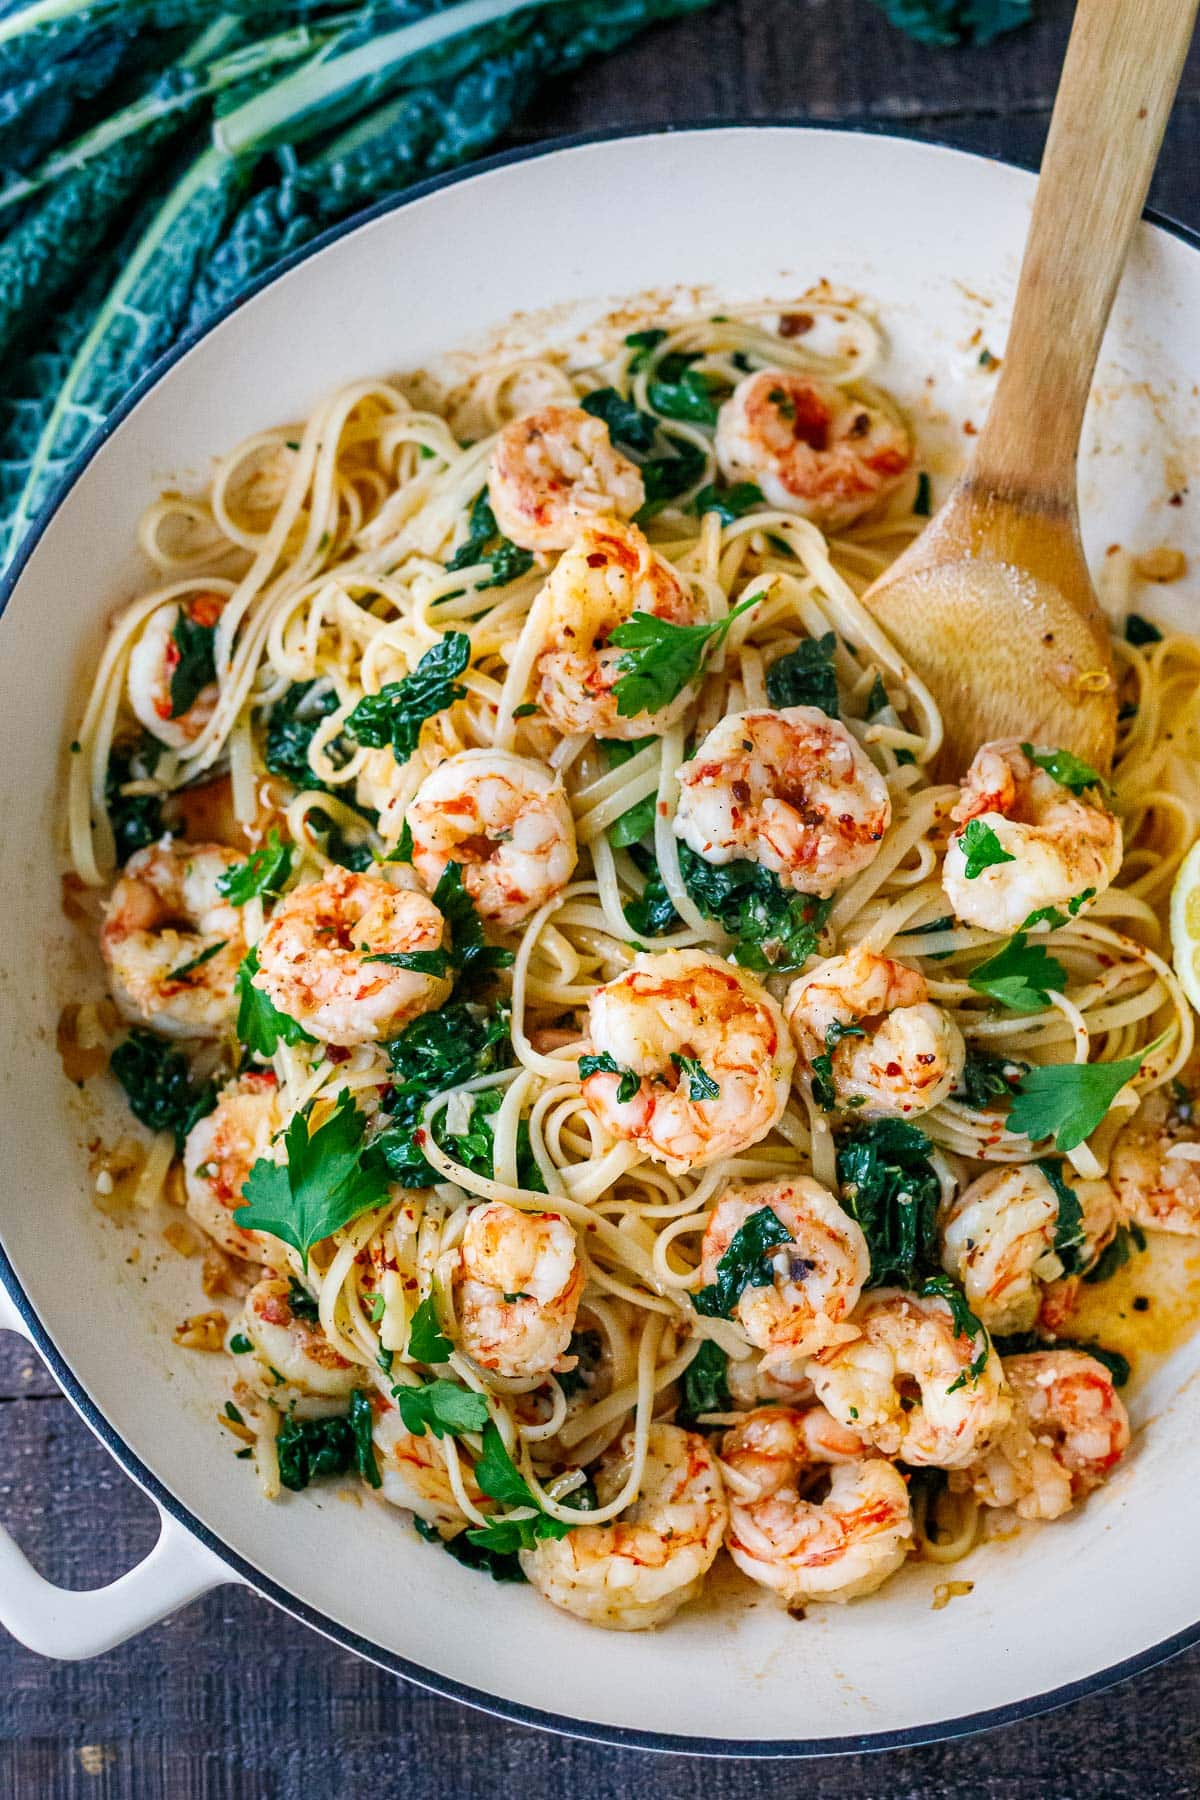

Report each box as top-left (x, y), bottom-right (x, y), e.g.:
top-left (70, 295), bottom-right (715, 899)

top-left (1170, 837), bottom-right (1200, 1014)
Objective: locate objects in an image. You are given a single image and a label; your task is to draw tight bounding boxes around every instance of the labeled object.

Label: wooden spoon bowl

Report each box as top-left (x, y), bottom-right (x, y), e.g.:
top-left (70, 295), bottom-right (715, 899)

top-left (864, 0), bottom-right (1198, 783)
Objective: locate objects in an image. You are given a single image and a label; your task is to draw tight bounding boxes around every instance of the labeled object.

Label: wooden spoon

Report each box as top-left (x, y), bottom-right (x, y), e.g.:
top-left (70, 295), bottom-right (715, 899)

top-left (863, 0), bottom-right (1198, 782)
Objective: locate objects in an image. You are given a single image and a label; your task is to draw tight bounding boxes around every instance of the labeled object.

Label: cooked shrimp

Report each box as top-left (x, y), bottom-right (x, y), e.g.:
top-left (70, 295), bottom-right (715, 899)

top-left (700, 1178), bottom-right (869, 1362)
top-left (582, 948), bottom-right (795, 1171)
top-left (519, 1423), bottom-right (727, 1630)
top-left (185, 1072), bottom-right (285, 1266)
top-left (233, 1275), bottom-right (358, 1400)
top-left (453, 1202), bottom-right (584, 1380)
top-left (674, 707), bottom-right (891, 898)
top-left (407, 750), bottom-right (577, 930)
top-left (487, 406), bottom-right (645, 552)
top-left (943, 739), bottom-right (1123, 934)
top-left (533, 515), bottom-right (706, 741)
top-left (100, 840), bottom-right (246, 1039)
top-left (714, 369), bottom-right (912, 531)
top-left (253, 865), bottom-right (452, 1046)
top-left (127, 592), bottom-right (224, 749)
top-left (810, 1287), bottom-right (1009, 1469)
top-left (785, 945), bottom-right (964, 1119)
top-left (1111, 1084), bottom-right (1200, 1235)
top-left (941, 1163), bottom-right (1118, 1334)
top-left (726, 1352), bottom-right (815, 1411)
top-left (720, 1405), bottom-right (912, 1605)
top-left (374, 1396), bottom-right (484, 1532)
top-left (954, 1350), bottom-right (1129, 1522)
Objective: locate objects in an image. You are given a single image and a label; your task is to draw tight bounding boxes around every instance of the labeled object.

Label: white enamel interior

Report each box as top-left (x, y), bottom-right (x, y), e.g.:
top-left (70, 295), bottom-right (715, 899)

top-left (3, 127), bottom-right (1200, 1748)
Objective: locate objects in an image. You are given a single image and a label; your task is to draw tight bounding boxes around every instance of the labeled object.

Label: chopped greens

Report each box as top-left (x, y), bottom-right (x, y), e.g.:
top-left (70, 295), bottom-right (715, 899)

top-left (599, 736), bottom-right (657, 849)
top-left (610, 590), bottom-right (761, 718)
top-left (837, 1118), bottom-right (942, 1289)
top-left (168, 939), bottom-right (226, 982)
top-left (276, 1389), bottom-right (379, 1493)
top-left (993, 1332), bottom-right (1131, 1388)
top-left (671, 1053), bottom-right (719, 1102)
top-left (1007, 1043), bottom-right (1157, 1153)
top-left (967, 933), bottom-right (1067, 1011)
top-left (166, 601), bottom-right (217, 719)
top-left (764, 631), bottom-right (839, 717)
top-left (414, 1515), bottom-right (527, 1584)
top-left (634, 438), bottom-right (707, 521)
top-left (624, 327), bottom-right (667, 371)
top-left (1036, 1158), bottom-right (1086, 1275)
top-left (375, 998), bottom-right (513, 1189)
top-left (234, 1088), bottom-right (390, 1267)
top-left (264, 681), bottom-right (343, 792)
top-left (678, 1338), bottom-right (731, 1423)
top-left (444, 490), bottom-right (533, 589)
top-left (578, 1052), bottom-right (641, 1105)
top-left (580, 385), bottom-right (657, 451)
top-left (958, 818), bottom-right (1016, 879)
top-left (105, 734), bottom-right (163, 861)
top-left (345, 633), bottom-right (470, 765)
top-left (1125, 613), bottom-right (1162, 647)
top-left (623, 847), bottom-right (680, 939)
top-left (216, 828), bottom-right (293, 905)
top-left (109, 1029), bottom-right (216, 1153)
top-left (678, 843), bottom-right (831, 973)
top-left (647, 353), bottom-right (721, 425)
top-left (1020, 743), bottom-right (1107, 796)
top-left (692, 480), bottom-right (763, 525)
top-left (1083, 1223), bottom-right (1144, 1286)
top-left (465, 1423), bottom-right (572, 1552)
top-left (811, 1020), bottom-right (866, 1113)
top-left (234, 947), bottom-right (314, 1058)
top-left (919, 1274), bottom-right (989, 1392)
top-left (431, 861), bottom-right (514, 989)
top-left (285, 1277), bottom-right (320, 1324)
top-left (692, 1206), bottom-right (792, 1318)
top-left (954, 1050), bottom-right (1029, 1109)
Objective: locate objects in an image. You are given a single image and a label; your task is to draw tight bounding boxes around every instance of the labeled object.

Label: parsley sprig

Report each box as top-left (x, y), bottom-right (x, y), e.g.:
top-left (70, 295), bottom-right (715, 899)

top-left (967, 933), bottom-right (1067, 1011)
top-left (1021, 742), bottom-right (1108, 795)
top-left (216, 829), bottom-right (293, 905)
top-left (234, 1089), bottom-right (389, 1267)
top-left (610, 592), bottom-right (761, 718)
top-left (957, 818), bottom-right (1016, 879)
top-left (1007, 1039), bottom-right (1162, 1152)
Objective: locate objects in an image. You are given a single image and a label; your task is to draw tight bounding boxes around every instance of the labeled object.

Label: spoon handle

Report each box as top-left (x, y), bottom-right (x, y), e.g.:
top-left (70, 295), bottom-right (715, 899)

top-left (973, 0), bottom-right (1198, 505)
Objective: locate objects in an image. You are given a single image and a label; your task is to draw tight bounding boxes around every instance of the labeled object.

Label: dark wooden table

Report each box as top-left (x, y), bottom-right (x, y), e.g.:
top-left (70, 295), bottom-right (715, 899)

top-left (5, 2), bottom-right (1200, 1793)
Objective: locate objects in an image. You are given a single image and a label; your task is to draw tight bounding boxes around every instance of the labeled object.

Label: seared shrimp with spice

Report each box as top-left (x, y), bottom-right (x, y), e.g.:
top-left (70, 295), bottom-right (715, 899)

top-left (533, 516), bottom-right (707, 741)
top-left (699, 1178), bottom-right (869, 1362)
top-left (453, 1201), bottom-right (584, 1380)
top-left (407, 750), bottom-right (577, 930)
top-left (582, 948), bottom-right (795, 1171)
top-left (100, 840), bottom-right (247, 1038)
top-left (720, 1405), bottom-right (912, 1605)
top-left (785, 945), bottom-right (964, 1119)
top-left (185, 1072), bottom-right (285, 1266)
top-left (714, 370), bottom-right (912, 530)
top-left (673, 707), bottom-right (892, 898)
top-left (252, 864), bottom-right (452, 1046)
top-left (943, 739), bottom-right (1123, 934)
top-left (1110, 1084), bottom-right (1200, 1235)
top-left (519, 1423), bottom-right (728, 1630)
top-left (488, 406), bottom-right (645, 551)
top-left (232, 1275), bottom-right (358, 1402)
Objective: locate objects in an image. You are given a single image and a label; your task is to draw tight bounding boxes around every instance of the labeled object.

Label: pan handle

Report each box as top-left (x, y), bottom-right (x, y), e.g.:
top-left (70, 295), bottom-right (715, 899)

top-left (0, 1284), bottom-right (239, 1659)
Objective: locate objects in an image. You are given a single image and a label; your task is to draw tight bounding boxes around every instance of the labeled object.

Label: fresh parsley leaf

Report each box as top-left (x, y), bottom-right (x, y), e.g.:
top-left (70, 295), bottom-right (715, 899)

top-left (216, 829), bottom-right (293, 905)
top-left (105, 734), bottom-right (163, 861)
top-left (394, 1379), bottom-right (490, 1440)
top-left (692, 1206), bottom-right (792, 1317)
top-left (1125, 613), bottom-right (1162, 646)
top-left (958, 818), bottom-right (1016, 879)
top-left (610, 591), bottom-right (760, 718)
top-left (678, 843), bottom-right (830, 973)
top-left (1020, 743), bottom-right (1107, 795)
top-left (414, 1515), bottom-right (527, 1583)
top-left (346, 634), bottom-right (470, 765)
top-left (167, 602), bottom-right (217, 719)
top-left (764, 631), bottom-right (839, 717)
top-left (837, 1119), bottom-right (942, 1288)
top-left (465, 1516), bottom-right (559, 1555)
top-left (234, 947), bottom-right (315, 1058)
top-left (385, 821), bottom-right (415, 865)
top-left (1037, 1158), bottom-right (1086, 1275)
top-left (579, 1052), bottom-right (641, 1105)
top-left (954, 1050), bottom-right (1029, 1109)
top-left (692, 481), bottom-right (763, 525)
top-left (109, 1030), bottom-right (216, 1153)
top-left (407, 1296), bottom-right (452, 1364)
top-left (361, 947), bottom-right (452, 977)
top-left (580, 385), bottom-right (657, 451)
top-left (671, 1053), bottom-right (719, 1102)
top-left (474, 1421), bottom-right (539, 1509)
top-left (920, 1274), bottom-right (989, 1392)
top-left (234, 1089), bottom-right (389, 1268)
top-left (624, 327), bottom-right (668, 372)
top-left (1007, 1044), bottom-right (1156, 1152)
top-left (967, 933), bottom-right (1067, 1011)
top-left (678, 1338), bottom-right (731, 1423)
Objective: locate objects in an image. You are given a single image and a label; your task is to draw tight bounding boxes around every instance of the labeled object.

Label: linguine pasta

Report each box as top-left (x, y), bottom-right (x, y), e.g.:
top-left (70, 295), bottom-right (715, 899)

top-left (63, 296), bottom-right (1200, 1628)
